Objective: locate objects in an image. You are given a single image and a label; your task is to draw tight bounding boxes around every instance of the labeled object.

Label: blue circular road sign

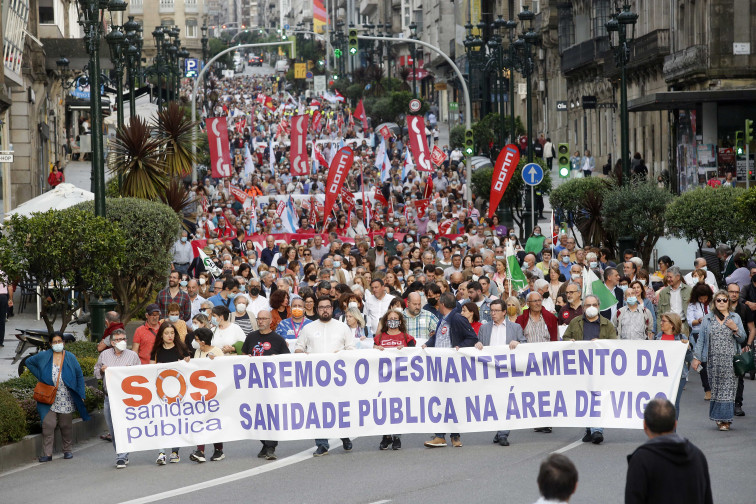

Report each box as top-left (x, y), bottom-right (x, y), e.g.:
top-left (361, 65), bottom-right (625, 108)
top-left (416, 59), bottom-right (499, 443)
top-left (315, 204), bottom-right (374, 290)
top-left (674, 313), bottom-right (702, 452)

top-left (522, 162), bottom-right (544, 186)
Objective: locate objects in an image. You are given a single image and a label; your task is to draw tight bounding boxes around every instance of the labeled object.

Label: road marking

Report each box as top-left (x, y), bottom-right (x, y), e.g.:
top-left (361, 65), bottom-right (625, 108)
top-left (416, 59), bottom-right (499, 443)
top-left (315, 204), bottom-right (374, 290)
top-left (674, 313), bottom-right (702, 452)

top-left (552, 438), bottom-right (584, 454)
top-left (368, 500), bottom-right (392, 504)
top-left (118, 439), bottom-right (343, 504)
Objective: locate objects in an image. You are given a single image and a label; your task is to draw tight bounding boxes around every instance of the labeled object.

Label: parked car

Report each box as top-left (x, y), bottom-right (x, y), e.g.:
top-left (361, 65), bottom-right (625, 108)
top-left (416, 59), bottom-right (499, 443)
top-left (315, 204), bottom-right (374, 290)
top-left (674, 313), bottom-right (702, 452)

top-left (248, 55), bottom-right (263, 66)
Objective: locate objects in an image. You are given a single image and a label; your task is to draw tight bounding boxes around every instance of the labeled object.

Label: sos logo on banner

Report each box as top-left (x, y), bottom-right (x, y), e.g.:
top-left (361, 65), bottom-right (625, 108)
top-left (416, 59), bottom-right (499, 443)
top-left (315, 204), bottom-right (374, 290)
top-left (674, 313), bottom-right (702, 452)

top-left (206, 117), bottom-right (232, 178)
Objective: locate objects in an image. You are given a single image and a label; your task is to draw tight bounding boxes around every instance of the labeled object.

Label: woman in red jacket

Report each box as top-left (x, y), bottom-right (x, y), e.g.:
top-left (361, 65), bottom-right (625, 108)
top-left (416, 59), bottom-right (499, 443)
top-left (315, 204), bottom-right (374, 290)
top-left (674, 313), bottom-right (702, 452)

top-left (461, 302), bottom-right (482, 335)
top-left (48, 162), bottom-right (64, 188)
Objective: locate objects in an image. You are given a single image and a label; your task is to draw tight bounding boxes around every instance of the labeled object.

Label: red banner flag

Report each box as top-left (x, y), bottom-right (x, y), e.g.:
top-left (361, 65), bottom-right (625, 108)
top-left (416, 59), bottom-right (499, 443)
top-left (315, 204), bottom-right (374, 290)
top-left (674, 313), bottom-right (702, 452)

top-left (407, 115), bottom-right (433, 172)
top-left (340, 186), bottom-right (356, 210)
top-left (354, 99), bottom-right (368, 129)
top-left (439, 218), bottom-right (455, 234)
top-left (312, 110), bottom-right (322, 131)
top-left (423, 173), bottom-right (433, 199)
top-left (323, 146), bottom-right (354, 226)
top-left (488, 144), bottom-right (521, 218)
top-left (414, 198), bottom-right (430, 219)
top-left (379, 125), bottom-right (392, 140)
top-left (228, 185), bottom-right (248, 204)
top-left (373, 184), bottom-right (388, 206)
top-left (206, 117), bottom-right (232, 178)
top-left (430, 145), bottom-right (447, 167)
top-left (289, 114), bottom-right (310, 176)
top-left (264, 96), bottom-right (275, 111)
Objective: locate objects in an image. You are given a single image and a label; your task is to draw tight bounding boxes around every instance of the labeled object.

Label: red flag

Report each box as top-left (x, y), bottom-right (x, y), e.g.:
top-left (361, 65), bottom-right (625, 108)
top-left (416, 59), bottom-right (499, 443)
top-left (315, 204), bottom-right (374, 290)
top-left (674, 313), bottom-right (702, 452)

top-left (439, 218), bottom-right (455, 234)
top-left (314, 145), bottom-right (328, 166)
top-left (373, 185), bottom-right (388, 206)
top-left (423, 173), bottom-right (433, 199)
top-left (354, 99), bottom-right (368, 129)
top-left (289, 114), bottom-right (310, 176)
top-left (206, 117), bottom-right (232, 178)
top-left (407, 115), bottom-right (433, 172)
top-left (339, 186), bottom-right (356, 210)
top-left (430, 145), bottom-right (447, 167)
top-left (379, 125), bottom-right (392, 140)
top-left (414, 199), bottom-right (430, 219)
top-left (264, 96), bottom-right (275, 111)
top-left (334, 89), bottom-right (345, 102)
top-left (348, 113), bottom-right (355, 129)
top-left (312, 110), bottom-right (322, 131)
top-left (256, 93), bottom-right (266, 104)
top-left (309, 197), bottom-right (318, 228)
top-left (229, 185), bottom-right (248, 204)
top-left (323, 146), bottom-right (355, 226)
top-left (488, 144), bottom-right (521, 218)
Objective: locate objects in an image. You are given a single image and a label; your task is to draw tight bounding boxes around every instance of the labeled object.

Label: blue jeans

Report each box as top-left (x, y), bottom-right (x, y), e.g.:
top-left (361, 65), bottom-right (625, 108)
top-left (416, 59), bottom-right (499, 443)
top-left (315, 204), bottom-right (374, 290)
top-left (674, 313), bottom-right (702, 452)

top-left (104, 397), bottom-right (129, 461)
top-left (589, 427), bottom-right (604, 435)
top-left (315, 438), bottom-right (350, 450)
top-left (675, 376), bottom-right (686, 420)
top-left (497, 430), bottom-right (510, 439)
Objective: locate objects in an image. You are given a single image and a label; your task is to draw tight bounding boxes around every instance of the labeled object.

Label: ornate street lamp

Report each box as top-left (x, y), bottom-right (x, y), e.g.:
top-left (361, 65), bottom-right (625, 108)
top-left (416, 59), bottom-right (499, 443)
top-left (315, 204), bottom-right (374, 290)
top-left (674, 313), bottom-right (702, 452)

top-left (123, 15), bottom-right (140, 120)
top-left (152, 26), bottom-right (165, 109)
top-left (516, 5), bottom-right (539, 163)
top-left (606, 3), bottom-right (638, 184)
top-left (408, 21), bottom-right (418, 98)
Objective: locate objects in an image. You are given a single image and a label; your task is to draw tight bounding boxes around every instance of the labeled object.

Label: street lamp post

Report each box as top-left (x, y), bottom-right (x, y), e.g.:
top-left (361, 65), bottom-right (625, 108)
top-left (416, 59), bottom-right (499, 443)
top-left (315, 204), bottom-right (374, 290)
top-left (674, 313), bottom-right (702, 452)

top-left (123, 16), bottom-right (141, 120)
top-left (606, 3), bottom-right (638, 184)
top-left (152, 26), bottom-right (165, 110)
top-left (409, 22), bottom-right (417, 98)
top-left (201, 23), bottom-right (209, 111)
top-left (515, 6), bottom-right (539, 163)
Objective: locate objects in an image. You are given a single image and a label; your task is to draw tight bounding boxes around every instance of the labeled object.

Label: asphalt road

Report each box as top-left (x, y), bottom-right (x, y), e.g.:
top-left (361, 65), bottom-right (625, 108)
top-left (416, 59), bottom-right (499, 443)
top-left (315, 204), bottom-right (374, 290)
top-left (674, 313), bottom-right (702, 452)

top-left (1, 370), bottom-right (754, 504)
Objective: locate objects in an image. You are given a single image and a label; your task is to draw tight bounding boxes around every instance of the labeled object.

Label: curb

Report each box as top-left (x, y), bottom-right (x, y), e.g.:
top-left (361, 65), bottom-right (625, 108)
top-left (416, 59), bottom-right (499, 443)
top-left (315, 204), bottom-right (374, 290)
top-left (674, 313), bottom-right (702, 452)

top-left (0, 411), bottom-right (105, 474)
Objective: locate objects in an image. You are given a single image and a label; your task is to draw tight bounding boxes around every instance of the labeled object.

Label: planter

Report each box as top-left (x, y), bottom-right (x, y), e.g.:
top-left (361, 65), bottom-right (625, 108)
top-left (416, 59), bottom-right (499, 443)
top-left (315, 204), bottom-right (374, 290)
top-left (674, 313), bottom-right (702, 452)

top-left (0, 411), bottom-right (105, 474)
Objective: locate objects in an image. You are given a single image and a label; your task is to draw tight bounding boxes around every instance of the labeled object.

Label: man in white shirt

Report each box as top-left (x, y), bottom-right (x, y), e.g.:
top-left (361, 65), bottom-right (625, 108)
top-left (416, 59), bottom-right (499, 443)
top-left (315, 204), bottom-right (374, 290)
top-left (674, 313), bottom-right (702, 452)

top-left (683, 257), bottom-right (719, 289)
top-left (186, 280), bottom-right (205, 329)
top-left (243, 278), bottom-right (271, 318)
top-left (171, 230), bottom-right (194, 276)
top-left (296, 297), bottom-right (355, 456)
top-left (364, 278), bottom-right (395, 334)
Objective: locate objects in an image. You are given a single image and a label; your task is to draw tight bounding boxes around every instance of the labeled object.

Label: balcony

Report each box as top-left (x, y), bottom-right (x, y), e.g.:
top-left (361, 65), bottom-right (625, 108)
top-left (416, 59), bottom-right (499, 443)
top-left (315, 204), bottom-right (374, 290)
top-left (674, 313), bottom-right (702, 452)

top-left (561, 37), bottom-right (609, 74)
top-left (185, 0), bottom-right (198, 13)
top-left (159, 0), bottom-right (174, 13)
top-left (359, 0), bottom-right (378, 16)
top-left (663, 44), bottom-right (708, 83)
top-left (129, 0), bottom-right (143, 14)
top-left (604, 28), bottom-right (671, 77)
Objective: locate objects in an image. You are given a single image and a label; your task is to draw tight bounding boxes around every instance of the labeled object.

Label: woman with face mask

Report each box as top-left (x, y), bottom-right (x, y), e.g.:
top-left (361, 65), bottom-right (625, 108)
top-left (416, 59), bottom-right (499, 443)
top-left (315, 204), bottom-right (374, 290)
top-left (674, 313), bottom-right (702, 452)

top-left (160, 303), bottom-right (188, 345)
top-left (25, 332), bottom-right (90, 463)
top-left (197, 273), bottom-right (212, 298)
top-left (613, 288), bottom-right (654, 340)
top-left (524, 226), bottom-right (546, 256)
top-left (229, 296), bottom-right (257, 334)
top-left (505, 297), bottom-right (522, 324)
top-left (188, 328), bottom-right (225, 463)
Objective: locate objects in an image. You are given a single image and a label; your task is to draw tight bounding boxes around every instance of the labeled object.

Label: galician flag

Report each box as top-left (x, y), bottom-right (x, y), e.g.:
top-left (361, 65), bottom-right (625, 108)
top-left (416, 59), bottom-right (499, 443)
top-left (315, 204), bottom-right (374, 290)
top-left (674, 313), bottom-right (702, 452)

top-left (281, 197), bottom-right (300, 233)
top-left (506, 242), bottom-right (528, 293)
top-left (582, 267), bottom-right (618, 310)
top-left (198, 248), bottom-right (223, 277)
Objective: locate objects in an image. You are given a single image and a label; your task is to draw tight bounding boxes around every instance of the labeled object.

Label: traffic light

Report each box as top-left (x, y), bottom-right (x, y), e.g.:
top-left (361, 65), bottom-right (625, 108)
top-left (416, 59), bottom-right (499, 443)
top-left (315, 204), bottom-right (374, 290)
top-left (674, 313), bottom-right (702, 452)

top-left (464, 129), bottom-right (474, 156)
top-left (334, 48), bottom-right (342, 58)
top-left (735, 131), bottom-right (744, 156)
top-left (348, 28), bottom-right (358, 55)
top-left (746, 119), bottom-right (754, 144)
top-left (281, 28), bottom-right (287, 40)
top-left (333, 74), bottom-right (339, 80)
top-left (558, 143), bottom-right (570, 178)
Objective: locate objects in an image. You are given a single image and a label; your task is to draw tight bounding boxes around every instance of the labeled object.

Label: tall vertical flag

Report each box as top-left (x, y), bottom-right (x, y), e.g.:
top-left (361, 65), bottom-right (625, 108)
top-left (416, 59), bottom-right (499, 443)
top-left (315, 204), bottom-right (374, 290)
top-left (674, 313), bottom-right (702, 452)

top-left (354, 99), bottom-right (368, 130)
top-left (488, 144), bottom-right (520, 218)
top-left (281, 197), bottom-right (300, 233)
top-left (198, 248), bottom-right (223, 277)
top-left (206, 117), bottom-right (232, 178)
top-left (323, 146), bottom-right (355, 226)
top-left (506, 242), bottom-right (528, 292)
top-left (406, 115), bottom-right (434, 172)
top-left (289, 114), bottom-right (310, 176)
top-left (243, 144), bottom-right (255, 177)
top-left (375, 138), bottom-right (390, 182)
top-left (582, 267), bottom-right (618, 310)
top-left (402, 149), bottom-right (413, 181)
top-left (313, 0), bottom-right (327, 34)
top-left (269, 139), bottom-right (275, 171)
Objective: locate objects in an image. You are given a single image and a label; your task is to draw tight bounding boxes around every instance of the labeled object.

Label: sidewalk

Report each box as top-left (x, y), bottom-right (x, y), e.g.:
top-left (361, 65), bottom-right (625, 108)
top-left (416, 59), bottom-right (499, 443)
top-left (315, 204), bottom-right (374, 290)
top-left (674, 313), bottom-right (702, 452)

top-left (61, 159), bottom-right (96, 192)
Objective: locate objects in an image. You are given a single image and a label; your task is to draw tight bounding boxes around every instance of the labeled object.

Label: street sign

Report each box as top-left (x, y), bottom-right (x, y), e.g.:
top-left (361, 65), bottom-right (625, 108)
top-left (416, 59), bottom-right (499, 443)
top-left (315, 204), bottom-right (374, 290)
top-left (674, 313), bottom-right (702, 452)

top-left (556, 100), bottom-right (567, 111)
top-left (313, 75), bottom-right (326, 93)
top-left (409, 99), bottom-right (421, 113)
top-left (185, 58), bottom-right (198, 77)
top-left (284, 24), bottom-right (290, 30)
top-left (305, 71), bottom-right (313, 79)
top-left (294, 63), bottom-right (306, 79)
top-left (449, 101), bottom-right (458, 111)
top-left (522, 162), bottom-right (544, 186)
top-left (582, 95), bottom-right (597, 109)
top-left (0, 154), bottom-right (13, 163)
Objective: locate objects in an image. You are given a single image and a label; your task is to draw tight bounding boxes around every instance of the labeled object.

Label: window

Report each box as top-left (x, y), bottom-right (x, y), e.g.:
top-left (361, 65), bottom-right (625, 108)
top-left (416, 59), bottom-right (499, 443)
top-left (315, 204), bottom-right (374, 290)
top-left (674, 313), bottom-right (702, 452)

top-left (3, 0), bottom-right (30, 75)
top-left (38, 0), bottom-right (54, 24)
top-left (161, 18), bottom-right (174, 26)
top-left (557, 3), bottom-right (574, 52)
top-left (186, 19), bottom-right (197, 38)
top-left (592, 0), bottom-right (610, 39)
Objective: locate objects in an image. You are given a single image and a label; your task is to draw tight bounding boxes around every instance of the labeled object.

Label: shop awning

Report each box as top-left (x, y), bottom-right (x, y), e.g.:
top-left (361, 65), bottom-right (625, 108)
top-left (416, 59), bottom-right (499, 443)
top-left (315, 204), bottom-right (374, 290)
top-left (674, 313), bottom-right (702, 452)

top-left (407, 68), bottom-right (434, 81)
top-left (628, 89), bottom-right (756, 112)
top-left (65, 95), bottom-right (112, 114)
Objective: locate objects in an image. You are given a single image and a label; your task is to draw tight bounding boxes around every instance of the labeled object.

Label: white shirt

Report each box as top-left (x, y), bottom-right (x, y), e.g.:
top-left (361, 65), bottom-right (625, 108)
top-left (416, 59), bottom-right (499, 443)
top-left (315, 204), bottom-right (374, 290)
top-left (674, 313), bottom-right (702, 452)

top-left (296, 319), bottom-right (355, 353)
top-left (489, 321), bottom-right (508, 346)
top-left (364, 292), bottom-right (395, 334)
top-left (211, 323), bottom-right (246, 349)
top-left (172, 240), bottom-right (194, 264)
top-left (188, 294), bottom-right (206, 328)
top-left (684, 271), bottom-right (718, 293)
top-left (245, 295), bottom-right (271, 317)
top-left (669, 285), bottom-right (683, 318)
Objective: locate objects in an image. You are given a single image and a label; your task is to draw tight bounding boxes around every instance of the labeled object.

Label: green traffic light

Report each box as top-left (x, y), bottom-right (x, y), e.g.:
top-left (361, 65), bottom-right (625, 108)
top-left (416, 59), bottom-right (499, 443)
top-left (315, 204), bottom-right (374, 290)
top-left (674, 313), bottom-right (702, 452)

top-left (349, 47), bottom-right (357, 55)
top-left (737, 147), bottom-right (744, 155)
top-left (334, 48), bottom-right (342, 58)
top-left (333, 74), bottom-right (339, 80)
top-left (559, 167), bottom-right (570, 178)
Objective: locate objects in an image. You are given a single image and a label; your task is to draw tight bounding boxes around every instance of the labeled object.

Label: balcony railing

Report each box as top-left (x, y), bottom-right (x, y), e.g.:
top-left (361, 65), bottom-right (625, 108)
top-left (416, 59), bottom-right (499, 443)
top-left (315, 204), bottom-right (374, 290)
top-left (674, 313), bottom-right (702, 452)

top-left (185, 0), bottom-right (198, 13)
top-left (604, 28), bottom-right (671, 77)
top-left (663, 44), bottom-right (708, 83)
top-left (159, 0), bottom-right (174, 13)
top-left (129, 0), bottom-right (143, 14)
top-left (561, 37), bottom-right (609, 74)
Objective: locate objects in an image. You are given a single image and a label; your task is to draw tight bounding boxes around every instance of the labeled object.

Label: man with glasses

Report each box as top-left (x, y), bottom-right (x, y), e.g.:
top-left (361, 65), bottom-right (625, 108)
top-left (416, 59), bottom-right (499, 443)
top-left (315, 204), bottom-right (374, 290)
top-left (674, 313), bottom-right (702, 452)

top-left (242, 310), bottom-right (290, 460)
top-left (296, 297), bottom-right (355, 456)
top-left (727, 283), bottom-right (755, 416)
top-left (658, 266), bottom-right (692, 335)
top-left (94, 328), bottom-right (140, 468)
top-left (559, 283), bottom-right (584, 326)
top-left (563, 295), bottom-right (617, 444)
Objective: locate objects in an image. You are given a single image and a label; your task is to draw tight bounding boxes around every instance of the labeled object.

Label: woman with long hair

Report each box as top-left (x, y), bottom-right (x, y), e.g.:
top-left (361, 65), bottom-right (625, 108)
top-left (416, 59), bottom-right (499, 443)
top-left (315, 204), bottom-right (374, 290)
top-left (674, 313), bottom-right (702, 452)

top-left (461, 302), bottom-right (482, 335)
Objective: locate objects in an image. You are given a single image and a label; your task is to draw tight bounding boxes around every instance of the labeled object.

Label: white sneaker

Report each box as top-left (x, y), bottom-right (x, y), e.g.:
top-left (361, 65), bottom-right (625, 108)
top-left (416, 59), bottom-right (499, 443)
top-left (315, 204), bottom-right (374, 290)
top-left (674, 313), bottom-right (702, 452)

top-left (156, 452), bottom-right (167, 465)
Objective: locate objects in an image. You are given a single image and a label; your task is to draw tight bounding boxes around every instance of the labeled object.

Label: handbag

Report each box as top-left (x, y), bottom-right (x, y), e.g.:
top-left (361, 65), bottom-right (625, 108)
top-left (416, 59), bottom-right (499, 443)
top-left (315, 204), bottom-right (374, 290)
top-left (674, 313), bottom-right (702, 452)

top-left (33, 352), bottom-right (65, 404)
top-left (733, 349), bottom-right (755, 377)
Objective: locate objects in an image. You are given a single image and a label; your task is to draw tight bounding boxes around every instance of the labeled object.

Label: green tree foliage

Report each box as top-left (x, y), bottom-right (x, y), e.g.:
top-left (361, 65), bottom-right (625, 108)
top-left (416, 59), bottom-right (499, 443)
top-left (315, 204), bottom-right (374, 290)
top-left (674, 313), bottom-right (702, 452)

top-left (450, 125), bottom-right (465, 149)
top-left (0, 209), bottom-right (125, 333)
top-left (107, 117), bottom-right (168, 200)
top-left (363, 91), bottom-right (428, 130)
top-left (471, 158), bottom-right (552, 241)
top-left (208, 38), bottom-right (233, 67)
top-left (550, 177), bottom-right (616, 248)
top-left (602, 182), bottom-right (673, 266)
top-left (76, 198), bottom-right (180, 324)
top-left (665, 186), bottom-right (750, 250)
top-left (735, 188), bottom-right (756, 229)
top-left (154, 102), bottom-right (199, 178)
top-left (0, 388), bottom-right (27, 444)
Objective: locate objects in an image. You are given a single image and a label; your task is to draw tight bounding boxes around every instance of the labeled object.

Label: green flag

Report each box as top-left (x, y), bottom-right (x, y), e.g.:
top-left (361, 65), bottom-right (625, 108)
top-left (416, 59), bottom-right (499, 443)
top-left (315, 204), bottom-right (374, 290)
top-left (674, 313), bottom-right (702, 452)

top-left (507, 254), bottom-right (528, 292)
top-left (582, 267), bottom-right (618, 310)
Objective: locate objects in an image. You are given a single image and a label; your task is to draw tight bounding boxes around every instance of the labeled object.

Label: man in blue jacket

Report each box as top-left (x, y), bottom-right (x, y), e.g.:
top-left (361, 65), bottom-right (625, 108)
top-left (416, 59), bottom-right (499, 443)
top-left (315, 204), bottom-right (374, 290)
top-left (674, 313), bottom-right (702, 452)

top-left (423, 292), bottom-right (479, 448)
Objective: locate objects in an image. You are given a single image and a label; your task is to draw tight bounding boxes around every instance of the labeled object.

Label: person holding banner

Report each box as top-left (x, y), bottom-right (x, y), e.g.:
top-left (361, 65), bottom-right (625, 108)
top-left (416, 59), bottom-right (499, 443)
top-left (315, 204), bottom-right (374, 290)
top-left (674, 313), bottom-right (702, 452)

top-left (295, 297), bottom-right (355, 456)
top-left (423, 292), bottom-right (479, 448)
top-left (189, 328), bottom-right (225, 463)
top-left (150, 322), bottom-right (191, 464)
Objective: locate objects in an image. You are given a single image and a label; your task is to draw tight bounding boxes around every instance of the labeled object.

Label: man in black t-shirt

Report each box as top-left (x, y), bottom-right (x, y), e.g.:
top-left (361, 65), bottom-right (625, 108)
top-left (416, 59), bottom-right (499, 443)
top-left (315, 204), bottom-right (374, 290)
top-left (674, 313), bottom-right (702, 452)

top-left (241, 310), bottom-right (290, 459)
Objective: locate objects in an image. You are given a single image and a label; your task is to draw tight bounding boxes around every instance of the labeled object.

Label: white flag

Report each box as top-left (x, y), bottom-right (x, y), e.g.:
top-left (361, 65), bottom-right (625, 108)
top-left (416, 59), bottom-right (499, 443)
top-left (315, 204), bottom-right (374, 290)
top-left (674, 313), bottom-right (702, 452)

top-left (198, 248), bottom-right (223, 277)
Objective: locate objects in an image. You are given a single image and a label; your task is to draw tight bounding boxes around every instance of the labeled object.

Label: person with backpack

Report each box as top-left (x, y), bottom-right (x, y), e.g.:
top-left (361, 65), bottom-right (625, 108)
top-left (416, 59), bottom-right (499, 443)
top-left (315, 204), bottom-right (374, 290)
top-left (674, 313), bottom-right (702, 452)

top-left (613, 289), bottom-right (655, 340)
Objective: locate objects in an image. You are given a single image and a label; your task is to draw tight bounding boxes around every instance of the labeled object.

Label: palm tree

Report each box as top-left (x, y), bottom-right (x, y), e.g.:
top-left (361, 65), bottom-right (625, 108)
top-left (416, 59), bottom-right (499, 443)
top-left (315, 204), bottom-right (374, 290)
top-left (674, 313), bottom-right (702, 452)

top-left (107, 117), bottom-right (168, 200)
top-left (154, 102), bottom-right (199, 178)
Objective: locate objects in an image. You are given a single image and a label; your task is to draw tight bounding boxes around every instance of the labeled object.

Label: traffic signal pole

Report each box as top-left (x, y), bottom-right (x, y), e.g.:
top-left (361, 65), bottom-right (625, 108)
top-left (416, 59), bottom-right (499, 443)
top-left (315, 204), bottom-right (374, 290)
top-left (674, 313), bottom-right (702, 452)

top-left (359, 34), bottom-right (473, 203)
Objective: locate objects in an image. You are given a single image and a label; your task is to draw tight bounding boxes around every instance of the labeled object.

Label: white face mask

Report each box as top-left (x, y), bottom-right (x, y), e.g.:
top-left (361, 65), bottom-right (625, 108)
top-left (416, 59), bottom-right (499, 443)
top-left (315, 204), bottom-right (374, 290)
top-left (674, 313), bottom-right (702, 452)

top-left (585, 306), bottom-right (599, 318)
top-left (114, 340), bottom-right (127, 352)
top-left (192, 340), bottom-right (200, 349)
top-left (236, 304), bottom-right (247, 313)
top-left (199, 278), bottom-right (206, 285)
top-left (52, 343), bottom-right (64, 353)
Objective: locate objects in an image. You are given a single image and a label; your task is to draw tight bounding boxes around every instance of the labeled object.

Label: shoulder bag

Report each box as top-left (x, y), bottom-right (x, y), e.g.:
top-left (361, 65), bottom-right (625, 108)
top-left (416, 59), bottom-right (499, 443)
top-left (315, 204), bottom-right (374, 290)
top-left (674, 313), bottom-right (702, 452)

top-left (33, 352), bottom-right (65, 404)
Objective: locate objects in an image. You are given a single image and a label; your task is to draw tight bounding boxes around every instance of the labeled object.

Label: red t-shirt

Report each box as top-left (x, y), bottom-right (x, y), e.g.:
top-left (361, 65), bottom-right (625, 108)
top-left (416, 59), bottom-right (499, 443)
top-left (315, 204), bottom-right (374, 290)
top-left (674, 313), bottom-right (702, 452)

top-left (374, 332), bottom-right (416, 348)
top-left (660, 333), bottom-right (676, 341)
top-left (133, 322), bottom-right (159, 364)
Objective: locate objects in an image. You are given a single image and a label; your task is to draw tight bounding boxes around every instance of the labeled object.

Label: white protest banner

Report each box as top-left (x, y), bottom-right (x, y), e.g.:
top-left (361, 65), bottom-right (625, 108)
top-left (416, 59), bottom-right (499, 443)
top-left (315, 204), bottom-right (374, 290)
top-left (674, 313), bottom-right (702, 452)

top-left (107, 341), bottom-right (686, 453)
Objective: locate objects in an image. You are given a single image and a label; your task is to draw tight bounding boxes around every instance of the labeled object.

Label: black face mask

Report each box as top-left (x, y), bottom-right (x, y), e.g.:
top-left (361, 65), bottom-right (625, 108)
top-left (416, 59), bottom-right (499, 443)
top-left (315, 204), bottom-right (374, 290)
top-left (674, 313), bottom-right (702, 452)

top-left (427, 297), bottom-right (438, 306)
top-left (308, 274), bottom-right (317, 282)
top-left (376, 245), bottom-right (384, 251)
top-left (248, 287), bottom-right (260, 296)
top-left (450, 283), bottom-right (460, 291)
